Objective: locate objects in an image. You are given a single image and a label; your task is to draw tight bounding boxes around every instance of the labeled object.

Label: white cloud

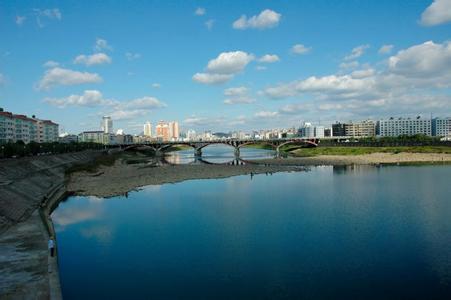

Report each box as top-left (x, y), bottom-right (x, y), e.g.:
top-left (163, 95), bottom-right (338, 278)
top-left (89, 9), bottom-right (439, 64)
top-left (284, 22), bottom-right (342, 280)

top-left (206, 51), bottom-right (254, 74)
top-left (37, 67), bottom-right (102, 90)
top-left (233, 9), bottom-right (281, 30)
top-left (125, 52), bottom-right (141, 61)
top-left (195, 7), bottom-right (206, 16)
top-left (192, 73), bottom-right (233, 84)
top-left (224, 86), bottom-right (248, 97)
top-left (223, 86), bottom-right (255, 104)
top-left (43, 60), bottom-right (59, 68)
top-left (278, 103), bottom-right (312, 115)
top-left (388, 40), bottom-right (451, 80)
top-left (94, 38), bottom-right (112, 52)
top-left (193, 51), bottom-right (254, 85)
top-left (151, 83), bottom-right (161, 88)
top-left (44, 90), bottom-right (114, 108)
top-left (120, 96), bottom-right (166, 110)
top-left (205, 19), bottom-right (215, 30)
top-left (339, 61), bottom-right (359, 69)
top-left (45, 90), bottom-right (166, 120)
top-left (255, 111), bottom-right (278, 118)
top-left (351, 69), bottom-right (375, 79)
top-left (378, 44), bottom-right (394, 55)
top-left (33, 8), bottom-right (61, 27)
top-left (258, 54), bottom-right (280, 63)
top-left (16, 16), bottom-right (26, 26)
top-left (74, 53), bottom-right (112, 66)
top-left (420, 0), bottom-right (451, 26)
top-left (261, 40), bottom-right (451, 120)
top-left (291, 44), bottom-right (311, 55)
top-left (344, 44), bottom-right (370, 61)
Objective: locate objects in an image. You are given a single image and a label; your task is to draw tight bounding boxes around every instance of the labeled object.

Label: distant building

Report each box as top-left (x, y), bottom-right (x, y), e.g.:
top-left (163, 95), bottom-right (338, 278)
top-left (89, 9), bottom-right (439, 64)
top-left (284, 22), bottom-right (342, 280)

top-left (324, 128), bottom-right (332, 137)
top-left (143, 122), bottom-right (152, 137)
top-left (432, 117), bottom-right (451, 137)
top-left (299, 122), bottom-right (315, 138)
top-left (156, 120), bottom-right (179, 141)
top-left (79, 131), bottom-right (115, 145)
top-left (332, 121), bottom-right (375, 137)
top-left (377, 117), bottom-right (432, 137)
top-left (314, 126), bottom-right (325, 138)
top-left (102, 116), bottom-right (113, 134)
top-left (59, 133), bottom-right (78, 143)
top-left (0, 108), bottom-right (59, 143)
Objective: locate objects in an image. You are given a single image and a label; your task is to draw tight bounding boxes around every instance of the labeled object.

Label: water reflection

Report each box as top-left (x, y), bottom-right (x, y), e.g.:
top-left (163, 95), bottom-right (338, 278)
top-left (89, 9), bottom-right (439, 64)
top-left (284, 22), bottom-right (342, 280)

top-left (164, 144), bottom-right (275, 165)
top-left (53, 166), bottom-right (451, 299)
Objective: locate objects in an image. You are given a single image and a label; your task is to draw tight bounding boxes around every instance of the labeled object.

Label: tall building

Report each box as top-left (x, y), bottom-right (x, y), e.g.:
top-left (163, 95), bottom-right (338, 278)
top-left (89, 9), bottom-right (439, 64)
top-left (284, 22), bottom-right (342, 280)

top-left (377, 117), bottom-right (432, 137)
top-left (36, 119), bottom-right (59, 143)
top-left (169, 121), bottom-right (179, 140)
top-left (102, 116), bottom-right (113, 134)
top-left (156, 120), bottom-right (179, 141)
top-left (143, 121), bottom-right (152, 137)
top-left (298, 122), bottom-right (315, 138)
top-left (432, 117), bottom-right (451, 137)
top-left (314, 126), bottom-right (325, 138)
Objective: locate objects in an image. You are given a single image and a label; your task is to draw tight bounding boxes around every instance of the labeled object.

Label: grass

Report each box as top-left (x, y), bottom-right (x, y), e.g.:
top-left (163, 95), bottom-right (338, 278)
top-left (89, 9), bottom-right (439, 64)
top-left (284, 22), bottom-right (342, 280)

top-left (291, 146), bottom-right (451, 157)
top-left (65, 152), bottom-right (119, 174)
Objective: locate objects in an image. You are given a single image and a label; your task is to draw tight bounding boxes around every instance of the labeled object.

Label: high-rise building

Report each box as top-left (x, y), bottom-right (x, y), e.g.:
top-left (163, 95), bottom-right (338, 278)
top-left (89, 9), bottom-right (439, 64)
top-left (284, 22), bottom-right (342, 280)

top-left (377, 117), bottom-right (432, 137)
top-left (156, 120), bottom-right (179, 141)
top-left (169, 121), bottom-right (179, 140)
top-left (102, 116), bottom-right (113, 134)
top-left (144, 121), bottom-right (152, 137)
top-left (432, 117), bottom-right (451, 137)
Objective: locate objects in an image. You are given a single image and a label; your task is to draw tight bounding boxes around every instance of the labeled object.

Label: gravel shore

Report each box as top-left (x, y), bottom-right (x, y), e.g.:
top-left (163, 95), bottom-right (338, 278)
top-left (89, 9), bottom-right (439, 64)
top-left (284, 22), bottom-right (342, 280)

top-left (67, 152), bottom-right (451, 198)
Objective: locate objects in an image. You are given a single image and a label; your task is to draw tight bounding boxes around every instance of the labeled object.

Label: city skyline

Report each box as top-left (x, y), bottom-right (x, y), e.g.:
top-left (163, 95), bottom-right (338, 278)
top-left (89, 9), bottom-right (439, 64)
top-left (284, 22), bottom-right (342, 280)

top-left (1, 1), bottom-right (451, 134)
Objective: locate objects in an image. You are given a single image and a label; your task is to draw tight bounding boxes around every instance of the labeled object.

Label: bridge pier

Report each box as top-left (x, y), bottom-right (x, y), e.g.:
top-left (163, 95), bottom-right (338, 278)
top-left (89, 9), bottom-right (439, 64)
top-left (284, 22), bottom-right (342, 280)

top-left (194, 148), bottom-right (202, 157)
top-left (234, 147), bottom-right (240, 158)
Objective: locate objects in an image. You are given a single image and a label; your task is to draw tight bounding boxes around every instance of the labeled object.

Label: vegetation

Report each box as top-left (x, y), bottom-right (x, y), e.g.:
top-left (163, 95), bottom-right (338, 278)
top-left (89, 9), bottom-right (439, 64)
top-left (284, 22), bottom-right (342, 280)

top-left (65, 152), bottom-right (119, 174)
top-left (0, 141), bottom-right (108, 159)
top-left (291, 146), bottom-right (451, 157)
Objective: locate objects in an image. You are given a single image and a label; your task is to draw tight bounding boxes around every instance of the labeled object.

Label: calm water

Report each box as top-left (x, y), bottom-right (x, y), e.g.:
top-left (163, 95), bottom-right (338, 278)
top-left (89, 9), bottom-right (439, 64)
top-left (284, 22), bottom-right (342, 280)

top-left (53, 165), bottom-right (451, 299)
top-left (164, 144), bottom-right (276, 164)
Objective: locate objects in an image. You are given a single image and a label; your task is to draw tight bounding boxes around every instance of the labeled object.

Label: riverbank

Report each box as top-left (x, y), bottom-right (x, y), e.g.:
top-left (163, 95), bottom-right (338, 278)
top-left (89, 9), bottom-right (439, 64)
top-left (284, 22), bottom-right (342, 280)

top-left (267, 151), bottom-right (451, 166)
top-left (0, 150), bottom-right (103, 299)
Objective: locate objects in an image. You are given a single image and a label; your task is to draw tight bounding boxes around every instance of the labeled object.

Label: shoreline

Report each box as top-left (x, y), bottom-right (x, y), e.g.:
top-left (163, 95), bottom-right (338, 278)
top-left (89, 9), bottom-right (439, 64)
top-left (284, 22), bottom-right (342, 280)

top-left (2, 150), bottom-right (451, 298)
top-left (67, 151), bottom-right (451, 198)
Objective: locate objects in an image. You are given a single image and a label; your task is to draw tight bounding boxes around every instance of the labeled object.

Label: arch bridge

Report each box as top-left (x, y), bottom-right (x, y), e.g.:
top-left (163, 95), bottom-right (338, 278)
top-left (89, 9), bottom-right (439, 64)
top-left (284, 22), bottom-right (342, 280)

top-left (124, 138), bottom-right (318, 157)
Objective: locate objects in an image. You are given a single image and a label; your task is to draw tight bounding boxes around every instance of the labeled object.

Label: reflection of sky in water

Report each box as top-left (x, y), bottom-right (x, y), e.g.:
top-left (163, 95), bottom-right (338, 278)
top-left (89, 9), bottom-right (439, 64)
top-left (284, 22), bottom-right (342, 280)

top-left (164, 144), bottom-right (275, 164)
top-left (53, 166), bottom-right (451, 299)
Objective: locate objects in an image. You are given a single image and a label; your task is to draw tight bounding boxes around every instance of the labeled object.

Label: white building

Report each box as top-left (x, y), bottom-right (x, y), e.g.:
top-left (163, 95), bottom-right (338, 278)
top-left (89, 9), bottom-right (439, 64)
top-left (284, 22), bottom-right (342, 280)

top-left (299, 122), bottom-right (315, 138)
top-left (432, 117), bottom-right (451, 137)
top-left (314, 126), bottom-right (325, 138)
top-left (102, 116), bottom-right (113, 134)
top-left (143, 121), bottom-right (152, 137)
top-left (377, 117), bottom-right (432, 137)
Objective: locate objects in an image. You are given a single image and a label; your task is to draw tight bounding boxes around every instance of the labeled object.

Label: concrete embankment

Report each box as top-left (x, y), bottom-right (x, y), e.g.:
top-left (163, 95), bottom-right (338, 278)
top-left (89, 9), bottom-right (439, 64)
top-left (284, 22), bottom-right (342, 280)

top-left (0, 150), bottom-right (103, 299)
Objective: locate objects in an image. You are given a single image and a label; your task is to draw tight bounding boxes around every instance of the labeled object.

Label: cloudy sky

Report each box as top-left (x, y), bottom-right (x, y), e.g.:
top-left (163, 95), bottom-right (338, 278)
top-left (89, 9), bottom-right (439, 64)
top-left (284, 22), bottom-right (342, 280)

top-left (1, 0), bottom-right (451, 134)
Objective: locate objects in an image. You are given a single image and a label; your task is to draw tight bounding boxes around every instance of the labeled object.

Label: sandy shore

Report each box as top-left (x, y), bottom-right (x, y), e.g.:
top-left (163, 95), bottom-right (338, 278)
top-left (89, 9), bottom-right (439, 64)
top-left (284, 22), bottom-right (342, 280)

top-left (67, 152), bottom-right (451, 198)
top-left (260, 152), bottom-right (451, 166)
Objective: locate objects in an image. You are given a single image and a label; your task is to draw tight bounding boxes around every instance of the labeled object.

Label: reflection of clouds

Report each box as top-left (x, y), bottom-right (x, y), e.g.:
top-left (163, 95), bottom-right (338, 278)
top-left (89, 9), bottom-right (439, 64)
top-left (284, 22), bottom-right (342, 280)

top-left (80, 225), bottom-right (113, 245)
top-left (52, 198), bottom-right (104, 230)
top-left (53, 209), bottom-right (98, 227)
top-left (144, 185), bottom-right (162, 193)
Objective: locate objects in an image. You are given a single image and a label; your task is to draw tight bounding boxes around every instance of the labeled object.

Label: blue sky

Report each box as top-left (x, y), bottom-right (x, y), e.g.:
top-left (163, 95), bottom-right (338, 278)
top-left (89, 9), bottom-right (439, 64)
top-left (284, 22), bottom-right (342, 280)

top-left (1, 0), bottom-right (451, 134)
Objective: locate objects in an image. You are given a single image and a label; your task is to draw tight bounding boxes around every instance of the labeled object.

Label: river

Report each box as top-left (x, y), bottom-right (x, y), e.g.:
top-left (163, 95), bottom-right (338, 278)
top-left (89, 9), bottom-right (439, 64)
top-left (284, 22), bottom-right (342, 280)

top-left (52, 149), bottom-right (451, 299)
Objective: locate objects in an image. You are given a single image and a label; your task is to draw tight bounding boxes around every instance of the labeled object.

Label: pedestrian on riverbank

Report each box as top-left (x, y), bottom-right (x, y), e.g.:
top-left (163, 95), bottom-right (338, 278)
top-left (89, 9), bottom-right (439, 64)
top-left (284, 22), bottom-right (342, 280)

top-left (48, 238), bottom-right (55, 257)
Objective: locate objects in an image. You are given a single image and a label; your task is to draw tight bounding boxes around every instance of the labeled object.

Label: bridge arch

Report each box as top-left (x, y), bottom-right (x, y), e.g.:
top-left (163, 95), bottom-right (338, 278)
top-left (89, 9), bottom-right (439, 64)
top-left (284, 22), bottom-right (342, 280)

top-left (275, 140), bottom-right (318, 153)
top-left (237, 141), bottom-right (276, 149)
